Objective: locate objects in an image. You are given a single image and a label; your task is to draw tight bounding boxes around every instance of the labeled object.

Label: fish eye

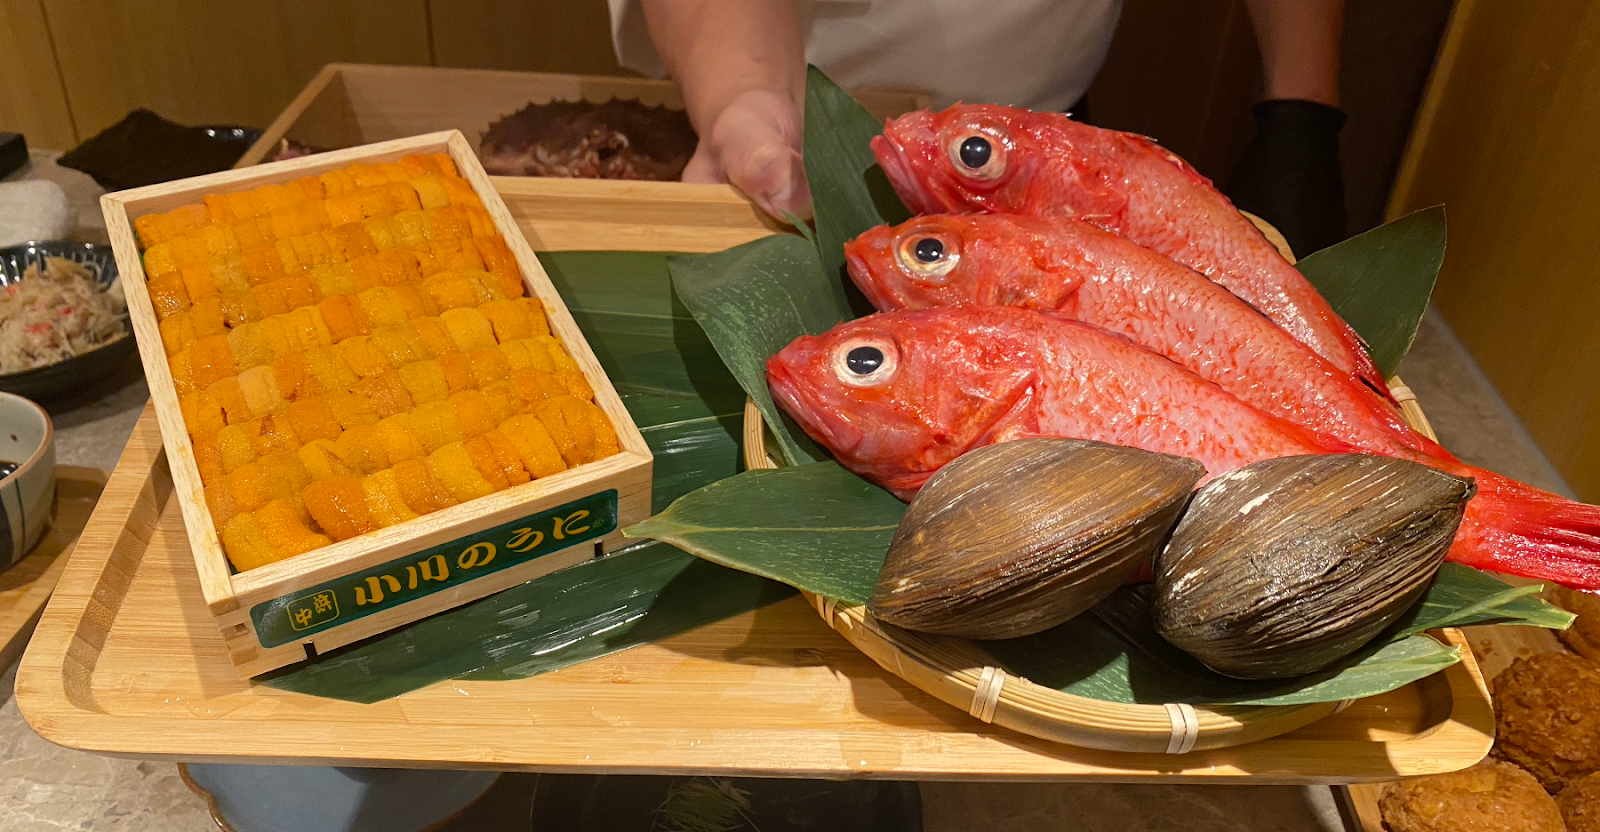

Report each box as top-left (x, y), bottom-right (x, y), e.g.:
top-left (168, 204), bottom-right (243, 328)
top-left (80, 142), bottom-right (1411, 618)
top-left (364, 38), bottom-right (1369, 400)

top-left (948, 131), bottom-right (1006, 180)
top-left (833, 336), bottom-right (899, 387)
top-left (846, 346), bottom-right (883, 374)
top-left (959, 136), bottom-right (991, 169)
top-left (897, 232), bottom-right (960, 282)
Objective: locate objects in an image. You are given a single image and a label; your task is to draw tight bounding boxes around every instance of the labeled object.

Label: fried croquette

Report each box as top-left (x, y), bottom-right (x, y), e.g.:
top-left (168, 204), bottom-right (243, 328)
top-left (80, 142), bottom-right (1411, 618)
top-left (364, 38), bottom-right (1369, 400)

top-left (1379, 759), bottom-right (1564, 832)
top-left (1560, 771), bottom-right (1600, 832)
top-left (1546, 584), bottom-right (1600, 662)
top-left (1495, 652), bottom-right (1600, 792)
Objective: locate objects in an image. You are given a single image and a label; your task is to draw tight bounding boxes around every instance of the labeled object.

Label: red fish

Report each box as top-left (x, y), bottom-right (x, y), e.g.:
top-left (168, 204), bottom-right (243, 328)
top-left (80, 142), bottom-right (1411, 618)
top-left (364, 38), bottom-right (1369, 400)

top-left (843, 214), bottom-right (1447, 461)
top-left (766, 305), bottom-right (1600, 589)
top-left (871, 105), bottom-right (1389, 396)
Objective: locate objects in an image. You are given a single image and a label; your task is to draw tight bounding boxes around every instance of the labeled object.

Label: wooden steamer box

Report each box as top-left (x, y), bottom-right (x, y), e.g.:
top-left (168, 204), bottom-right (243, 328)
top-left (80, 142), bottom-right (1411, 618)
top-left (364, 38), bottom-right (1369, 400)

top-left (236, 63), bottom-right (929, 169)
top-left (100, 130), bottom-right (653, 678)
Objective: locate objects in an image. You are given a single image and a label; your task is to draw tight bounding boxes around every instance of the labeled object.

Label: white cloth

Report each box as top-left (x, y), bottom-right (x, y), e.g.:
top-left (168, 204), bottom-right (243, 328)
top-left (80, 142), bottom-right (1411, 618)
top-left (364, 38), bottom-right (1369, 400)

top-left (607, 0), bottom-right (1124, 112)
top-left (0, 181), bottom-right (71, 248)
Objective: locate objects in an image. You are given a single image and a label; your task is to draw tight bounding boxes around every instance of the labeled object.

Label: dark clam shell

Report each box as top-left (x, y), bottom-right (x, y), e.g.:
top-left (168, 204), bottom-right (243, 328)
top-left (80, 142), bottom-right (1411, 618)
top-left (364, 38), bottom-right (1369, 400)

top-left (1154, 454), bottom-right (1476, 680)
top-left (870, 438), bottom-right (1204, 639)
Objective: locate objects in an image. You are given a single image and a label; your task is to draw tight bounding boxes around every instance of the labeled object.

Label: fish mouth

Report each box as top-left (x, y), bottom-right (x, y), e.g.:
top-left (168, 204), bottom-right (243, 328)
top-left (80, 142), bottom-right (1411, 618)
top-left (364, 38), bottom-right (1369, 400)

top-left (871, 132), bottom-right (943, 216)
top-left (843, 245), bottom-right (900, 311)
top-left (765, 358), bottom-right (865, 455)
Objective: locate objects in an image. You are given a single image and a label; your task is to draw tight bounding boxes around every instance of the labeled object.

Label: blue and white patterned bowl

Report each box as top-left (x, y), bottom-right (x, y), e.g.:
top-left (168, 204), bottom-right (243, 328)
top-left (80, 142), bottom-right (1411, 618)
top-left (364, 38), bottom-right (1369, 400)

top-left (0, 391), bottom-right (54, 572)
top-left (0, 240), bottom-right (136, 400)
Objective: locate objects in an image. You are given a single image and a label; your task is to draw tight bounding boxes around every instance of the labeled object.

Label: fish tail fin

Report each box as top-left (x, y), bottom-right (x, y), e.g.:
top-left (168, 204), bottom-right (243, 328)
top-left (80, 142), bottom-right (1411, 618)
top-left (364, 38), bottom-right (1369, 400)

top-left (1448, 470), bottom-right (1600, 589)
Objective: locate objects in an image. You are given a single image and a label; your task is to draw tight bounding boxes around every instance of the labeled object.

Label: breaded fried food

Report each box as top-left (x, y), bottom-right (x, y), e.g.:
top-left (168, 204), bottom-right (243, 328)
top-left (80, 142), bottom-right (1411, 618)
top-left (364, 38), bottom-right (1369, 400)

top-left (1545, 584), bottom-right (1600, 662)
top-left (1560, 771), bottom-right (1600, 832)
top-left (1379, 759), bottom-right (1563, 832)
top-left (1495, 652), bottom-right (1600, 792)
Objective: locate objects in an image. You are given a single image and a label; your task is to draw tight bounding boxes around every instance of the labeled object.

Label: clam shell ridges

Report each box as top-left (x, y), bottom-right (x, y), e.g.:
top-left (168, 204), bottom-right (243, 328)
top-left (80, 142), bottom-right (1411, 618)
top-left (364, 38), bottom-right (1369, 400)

top-left (1155, 454), bottom-right (1476, 680)
top-left (872, 439), bottom-right (1203, 640)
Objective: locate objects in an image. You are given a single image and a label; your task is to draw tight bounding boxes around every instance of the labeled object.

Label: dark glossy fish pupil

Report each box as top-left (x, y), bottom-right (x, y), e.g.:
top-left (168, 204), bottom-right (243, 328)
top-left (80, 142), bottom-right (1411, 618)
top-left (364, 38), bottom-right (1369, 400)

top-left (913, 238), bottom-right (944, 263)
top-left (846, 346), bottom-right (885, 375)
top-left (959, 136), bottom-right (992, 169)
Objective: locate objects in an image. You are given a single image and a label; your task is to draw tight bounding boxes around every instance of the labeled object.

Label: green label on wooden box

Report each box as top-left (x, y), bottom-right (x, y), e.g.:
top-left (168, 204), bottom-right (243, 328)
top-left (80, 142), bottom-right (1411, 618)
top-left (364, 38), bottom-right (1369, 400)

top-left (250, 490), bottom-right (618, 648)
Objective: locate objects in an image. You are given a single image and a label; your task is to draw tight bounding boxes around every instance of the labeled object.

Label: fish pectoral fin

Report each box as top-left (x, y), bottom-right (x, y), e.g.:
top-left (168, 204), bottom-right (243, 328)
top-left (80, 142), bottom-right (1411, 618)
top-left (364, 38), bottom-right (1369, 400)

top-left (965, 382), bottom-right (1042, 451)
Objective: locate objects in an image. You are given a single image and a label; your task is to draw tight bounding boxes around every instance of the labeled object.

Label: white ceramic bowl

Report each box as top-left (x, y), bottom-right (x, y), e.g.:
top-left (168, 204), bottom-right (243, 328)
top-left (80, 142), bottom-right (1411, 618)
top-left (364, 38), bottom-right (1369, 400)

top-left (0, 392), bottom-right (54, 571)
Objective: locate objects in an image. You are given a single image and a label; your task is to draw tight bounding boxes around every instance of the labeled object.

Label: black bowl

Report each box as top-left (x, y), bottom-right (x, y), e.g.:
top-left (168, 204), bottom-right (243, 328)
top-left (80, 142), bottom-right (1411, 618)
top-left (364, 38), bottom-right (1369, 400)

top-left (0, 241), bottom-right (137, 401)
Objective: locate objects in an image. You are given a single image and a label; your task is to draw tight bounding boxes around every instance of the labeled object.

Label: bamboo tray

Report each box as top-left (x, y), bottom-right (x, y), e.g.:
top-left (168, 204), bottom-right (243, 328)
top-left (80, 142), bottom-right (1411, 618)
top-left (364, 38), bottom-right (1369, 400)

top-left (738, 214), bottom-right (1489, 755)
top-left (17, 181), bottom-right (1492, 781)
top-left (743, 390), bottom-right (1482, 755)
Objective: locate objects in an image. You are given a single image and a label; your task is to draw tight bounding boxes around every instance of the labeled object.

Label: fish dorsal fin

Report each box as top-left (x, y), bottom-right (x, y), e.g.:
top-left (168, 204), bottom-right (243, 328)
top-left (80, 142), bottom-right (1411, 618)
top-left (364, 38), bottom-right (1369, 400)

top-left (1120, 132), bottom-right (1216, 189)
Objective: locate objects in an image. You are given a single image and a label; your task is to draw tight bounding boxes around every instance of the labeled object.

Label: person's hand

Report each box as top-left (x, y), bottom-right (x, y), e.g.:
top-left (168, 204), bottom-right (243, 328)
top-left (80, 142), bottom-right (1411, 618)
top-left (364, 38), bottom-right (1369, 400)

top-left (681, 89), bottom-right (813, 222)
top-left (1225, 99), bottom-right (1348, 257)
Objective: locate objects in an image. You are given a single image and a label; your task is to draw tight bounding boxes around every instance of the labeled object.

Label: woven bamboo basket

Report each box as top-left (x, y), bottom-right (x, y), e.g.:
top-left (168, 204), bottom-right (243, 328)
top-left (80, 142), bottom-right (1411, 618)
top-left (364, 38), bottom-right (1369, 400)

top-left (739, 218), bottom-right (1443, 754)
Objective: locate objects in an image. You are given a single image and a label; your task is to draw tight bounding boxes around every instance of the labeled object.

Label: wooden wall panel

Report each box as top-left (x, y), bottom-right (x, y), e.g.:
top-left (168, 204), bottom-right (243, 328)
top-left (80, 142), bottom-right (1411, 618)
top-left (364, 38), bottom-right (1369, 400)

top-left (1339, 0), bottom-right (1453, 235)
top-left (1088, 0), bottom-right (1259, 181)
top-left (1389, 0), bottom-right (1600, 501)
top-left (41, 0), bottom-right (431, 140)
top-left (429, 0), bottom-right (631, 77)
top-left (0, 0), bottom-right (76, 149)
top-left (1091, 0), bottom-right (1451, 237)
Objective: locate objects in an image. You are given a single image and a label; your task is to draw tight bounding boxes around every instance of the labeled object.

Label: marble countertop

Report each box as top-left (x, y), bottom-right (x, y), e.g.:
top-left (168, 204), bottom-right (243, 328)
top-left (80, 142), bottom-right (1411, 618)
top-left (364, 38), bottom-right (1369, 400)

top-left (45, 357), bottom-right (150, 473)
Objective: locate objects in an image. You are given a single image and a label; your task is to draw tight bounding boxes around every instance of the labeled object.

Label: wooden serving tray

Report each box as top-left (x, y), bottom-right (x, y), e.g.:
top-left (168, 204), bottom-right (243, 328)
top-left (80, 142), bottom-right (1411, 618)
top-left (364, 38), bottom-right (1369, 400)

top-left (14, 406), bottom-right (1494, 780)
top-left (17, 180), bottom-right (1494, 780)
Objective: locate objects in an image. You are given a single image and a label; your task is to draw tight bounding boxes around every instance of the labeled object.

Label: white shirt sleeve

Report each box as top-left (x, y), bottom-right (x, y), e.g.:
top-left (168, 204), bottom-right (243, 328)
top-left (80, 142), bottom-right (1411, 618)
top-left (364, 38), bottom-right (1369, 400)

top-left (606, 0), bottom-right (669, 79)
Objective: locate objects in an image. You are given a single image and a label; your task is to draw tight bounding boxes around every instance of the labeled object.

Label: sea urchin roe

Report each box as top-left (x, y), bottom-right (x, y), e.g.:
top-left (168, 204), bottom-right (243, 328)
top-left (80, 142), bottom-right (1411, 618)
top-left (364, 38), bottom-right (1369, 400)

top-left (150, 154), bottom-right (620, 571)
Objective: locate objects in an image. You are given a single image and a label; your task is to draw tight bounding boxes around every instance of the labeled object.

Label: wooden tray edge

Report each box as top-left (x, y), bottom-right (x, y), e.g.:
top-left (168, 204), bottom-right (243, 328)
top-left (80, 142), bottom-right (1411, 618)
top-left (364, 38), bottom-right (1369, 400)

top-left (17, 402), bottom-right (166, 721)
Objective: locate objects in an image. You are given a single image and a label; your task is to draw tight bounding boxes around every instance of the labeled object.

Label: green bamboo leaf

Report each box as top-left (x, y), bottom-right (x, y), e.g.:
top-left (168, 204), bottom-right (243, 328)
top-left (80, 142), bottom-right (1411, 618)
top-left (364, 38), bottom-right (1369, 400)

top-left (626, 462), bottom-right (903, 606)
top-left (1297, 206), bottom-right (1446, 375)
top-left (781, 210), bottom-right (817, 247)
top-left (989, 584), bottom-right (1461, 706)
top-left (668, 235), bottom-right (842, 466)
top-left (803, 64), bottom-right (912, 314)
top-left (540, 252), bottom-right (747, 509)
top-left (1392, 562), bottom-right (1575, 635)
top-left (260, 252), bottom-right (793, 702)
top-left (262, 540), bottom-right (794, 703)
top-left (987, 607), bottom-right (1459, 707)
top-left (630, 462), bottom-right (1561, 706)
top-left (1233, 638), bottom-right (1461, 706)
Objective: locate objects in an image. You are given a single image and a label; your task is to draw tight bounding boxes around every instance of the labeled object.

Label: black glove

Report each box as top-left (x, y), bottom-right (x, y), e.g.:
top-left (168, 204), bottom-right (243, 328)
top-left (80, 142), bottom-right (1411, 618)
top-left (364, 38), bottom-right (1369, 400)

top-left (1224, 99), bottom-right (1347, 258)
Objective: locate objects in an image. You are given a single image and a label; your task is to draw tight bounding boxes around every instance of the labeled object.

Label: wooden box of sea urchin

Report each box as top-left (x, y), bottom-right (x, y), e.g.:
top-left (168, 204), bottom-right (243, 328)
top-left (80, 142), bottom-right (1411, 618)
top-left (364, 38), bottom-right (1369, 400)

top-left (100, 130), bottom-right (652, 678)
